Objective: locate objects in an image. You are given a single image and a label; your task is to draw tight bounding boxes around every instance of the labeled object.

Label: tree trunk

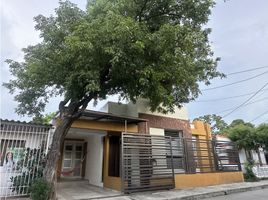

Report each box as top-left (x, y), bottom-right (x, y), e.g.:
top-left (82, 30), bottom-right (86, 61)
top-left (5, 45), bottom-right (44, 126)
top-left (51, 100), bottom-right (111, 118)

top-left (44, 116), bottom-right (74, 200)
top-left (256, 148), bottom-right (263, 166)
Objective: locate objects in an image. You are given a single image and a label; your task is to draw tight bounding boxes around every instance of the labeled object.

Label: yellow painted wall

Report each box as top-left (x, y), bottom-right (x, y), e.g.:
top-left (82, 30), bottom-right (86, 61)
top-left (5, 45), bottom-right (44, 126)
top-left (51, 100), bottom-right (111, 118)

top-left (175, 172), bottom-right (244, 189)
top-left (71, 119), bottom-right (138, 133)
top-left (191, 120), bottom-right (212, 140)
top-left (191, 120), bottom-right (214, 172)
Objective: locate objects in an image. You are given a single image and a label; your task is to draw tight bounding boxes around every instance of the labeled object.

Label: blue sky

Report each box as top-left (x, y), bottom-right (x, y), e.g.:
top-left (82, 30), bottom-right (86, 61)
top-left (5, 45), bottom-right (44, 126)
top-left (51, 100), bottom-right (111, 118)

top-left (1, 0), bottom-right (268, 125)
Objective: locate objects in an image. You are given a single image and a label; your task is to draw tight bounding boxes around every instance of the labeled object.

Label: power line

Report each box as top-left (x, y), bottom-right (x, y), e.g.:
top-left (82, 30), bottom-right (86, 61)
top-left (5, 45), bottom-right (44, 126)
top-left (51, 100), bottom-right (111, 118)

top-left (202, 70), bottom-right (268, 91)
top-left (195, 89), bottom-right (268, 102)
top-left (226, 66), bottom-right (268, 76)
top-left (222, 82), bottom-right (268, 118)
top-left (215, 97), bottom-right (268, 114)
top-left (250, 110), bottom-right (268, 123)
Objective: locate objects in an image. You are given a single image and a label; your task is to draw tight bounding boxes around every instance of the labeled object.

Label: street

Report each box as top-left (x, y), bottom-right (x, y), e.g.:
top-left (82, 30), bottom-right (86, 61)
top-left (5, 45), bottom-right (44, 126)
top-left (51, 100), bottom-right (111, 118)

top-left (205, 188), bottom-right (268, 200)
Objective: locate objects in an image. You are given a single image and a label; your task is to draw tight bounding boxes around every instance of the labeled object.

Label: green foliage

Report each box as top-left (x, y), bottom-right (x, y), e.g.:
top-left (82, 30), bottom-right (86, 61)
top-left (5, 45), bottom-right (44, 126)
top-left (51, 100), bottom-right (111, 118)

top-left (29, 178), bottom-right (51, 200)
top-left (229, 119), bottom-right (254, 128)
top-left (32, 112), bottom-right (56, 125)
top-left (256, 123), bottom-right (268, 151)
top-left (194, 114), bottom-right (228, 134)
top-left (244, 159), bottom-right (259, 182)
top-left (3, 0), bottom-right (222, 117)
top-left (227, 124), bottom-right (256, 151)
top-left (11, 148), bottom-right (46, 195)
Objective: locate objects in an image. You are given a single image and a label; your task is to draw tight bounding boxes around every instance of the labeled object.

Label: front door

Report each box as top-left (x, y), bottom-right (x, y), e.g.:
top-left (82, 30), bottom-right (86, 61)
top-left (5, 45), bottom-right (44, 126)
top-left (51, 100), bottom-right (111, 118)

top-left (61, 141), bottom-right (84, 178)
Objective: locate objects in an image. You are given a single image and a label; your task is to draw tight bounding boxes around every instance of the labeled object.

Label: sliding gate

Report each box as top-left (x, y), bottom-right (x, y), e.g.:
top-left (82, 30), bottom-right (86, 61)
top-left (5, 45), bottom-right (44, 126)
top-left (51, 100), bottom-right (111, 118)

top-left (121, 133), bottom-right (175, 193)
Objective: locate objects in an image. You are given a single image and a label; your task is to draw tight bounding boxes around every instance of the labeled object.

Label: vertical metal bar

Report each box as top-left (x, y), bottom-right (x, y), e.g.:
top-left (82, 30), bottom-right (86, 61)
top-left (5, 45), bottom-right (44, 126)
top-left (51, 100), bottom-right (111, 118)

top-left (124, 120), bottom-right (127, 134)
top-left (120, 133), bottom-right (125, 193)
top-left (183, 138), bottom-right (189, 173)
top-left (169, 136), bottom-right (175, 188)
top-left (211, 140), bottom-right (219, 171)
top-left (145, 122), bottom-right (148, 134)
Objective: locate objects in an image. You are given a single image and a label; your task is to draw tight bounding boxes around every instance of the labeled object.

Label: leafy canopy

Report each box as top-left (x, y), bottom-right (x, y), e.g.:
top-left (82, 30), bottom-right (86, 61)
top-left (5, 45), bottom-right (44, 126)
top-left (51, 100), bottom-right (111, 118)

top-left (195, 114), bottom-right (228, 134)
top-left (4, 0), bottom-right (222, 117)
top-left (227, 124), bottom-right (256, 150)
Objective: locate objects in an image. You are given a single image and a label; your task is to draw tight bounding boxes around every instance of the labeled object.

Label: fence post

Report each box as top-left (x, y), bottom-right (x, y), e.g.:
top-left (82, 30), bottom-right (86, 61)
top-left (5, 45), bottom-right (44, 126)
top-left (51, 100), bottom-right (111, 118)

top-left (211, 139), bottom-right (219, 171)
top-left (169, 136), bottom-right (175, 188)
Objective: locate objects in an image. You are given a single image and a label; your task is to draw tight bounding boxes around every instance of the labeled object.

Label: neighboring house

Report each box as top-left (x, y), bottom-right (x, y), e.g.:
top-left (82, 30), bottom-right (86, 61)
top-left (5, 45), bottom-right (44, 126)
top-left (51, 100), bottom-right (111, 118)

top-left (214, 135), bottom-right (267, 170)
top-left (0, 120), bottom-right (51, 197)
top-left (0, 100), bottom-right (244, 197)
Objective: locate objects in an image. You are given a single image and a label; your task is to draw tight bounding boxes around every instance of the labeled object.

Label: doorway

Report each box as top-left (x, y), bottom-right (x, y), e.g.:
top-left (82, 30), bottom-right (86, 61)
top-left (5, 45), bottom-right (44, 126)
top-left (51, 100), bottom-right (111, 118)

top-left (61, 141), bottom-right (84, 178)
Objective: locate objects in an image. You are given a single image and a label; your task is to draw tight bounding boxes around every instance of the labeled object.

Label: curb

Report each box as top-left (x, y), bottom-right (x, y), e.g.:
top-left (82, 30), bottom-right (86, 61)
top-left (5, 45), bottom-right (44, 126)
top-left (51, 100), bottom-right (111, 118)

top-left (179, 184), bottom-right (268, 200)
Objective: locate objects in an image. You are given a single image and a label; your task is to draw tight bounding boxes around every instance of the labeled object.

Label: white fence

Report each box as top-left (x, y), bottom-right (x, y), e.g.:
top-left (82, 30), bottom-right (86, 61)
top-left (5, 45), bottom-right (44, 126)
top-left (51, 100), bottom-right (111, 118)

top-left (252, 165), bottom-right (268, 178)
top-left (0, 120), bottom-right (51, 198)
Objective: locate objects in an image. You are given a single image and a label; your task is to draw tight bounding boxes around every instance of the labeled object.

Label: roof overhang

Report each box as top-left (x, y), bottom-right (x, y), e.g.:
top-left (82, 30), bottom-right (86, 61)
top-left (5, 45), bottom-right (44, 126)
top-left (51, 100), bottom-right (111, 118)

top-left (80, 110), bottom-right (148, 124)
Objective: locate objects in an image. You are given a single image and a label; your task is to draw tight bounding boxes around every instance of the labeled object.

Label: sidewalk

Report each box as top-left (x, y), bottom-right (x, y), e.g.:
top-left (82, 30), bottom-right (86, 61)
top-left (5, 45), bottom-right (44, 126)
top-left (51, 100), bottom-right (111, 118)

top-left (92, 180), bottom-right (268, 200)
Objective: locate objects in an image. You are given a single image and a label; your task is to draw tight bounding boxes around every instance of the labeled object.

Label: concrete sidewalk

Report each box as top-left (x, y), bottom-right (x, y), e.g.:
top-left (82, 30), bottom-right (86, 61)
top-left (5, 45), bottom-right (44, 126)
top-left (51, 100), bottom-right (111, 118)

top-left (92, 180), bottom-right (268, 200)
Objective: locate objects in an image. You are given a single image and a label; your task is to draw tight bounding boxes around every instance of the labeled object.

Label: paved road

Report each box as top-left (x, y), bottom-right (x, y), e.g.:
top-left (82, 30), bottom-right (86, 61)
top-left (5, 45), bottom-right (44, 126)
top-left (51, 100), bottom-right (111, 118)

top-left (205, 188), bottom-right (268, 200)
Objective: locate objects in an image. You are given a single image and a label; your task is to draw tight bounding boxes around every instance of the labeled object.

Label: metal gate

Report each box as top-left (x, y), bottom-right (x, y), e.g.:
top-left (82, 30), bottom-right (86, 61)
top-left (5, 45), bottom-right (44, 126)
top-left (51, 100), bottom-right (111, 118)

top-left (121, 133), bottom-right (175, 193)
top-left (0, 120), bottom-right (51, 198)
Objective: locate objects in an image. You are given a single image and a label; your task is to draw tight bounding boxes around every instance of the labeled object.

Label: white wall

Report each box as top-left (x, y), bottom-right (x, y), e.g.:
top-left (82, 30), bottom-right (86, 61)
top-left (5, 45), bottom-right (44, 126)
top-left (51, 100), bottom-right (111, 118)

top-left (85, 134), bottom-right (104, 187)
top-left (149, 128), bottom-right (165, 136)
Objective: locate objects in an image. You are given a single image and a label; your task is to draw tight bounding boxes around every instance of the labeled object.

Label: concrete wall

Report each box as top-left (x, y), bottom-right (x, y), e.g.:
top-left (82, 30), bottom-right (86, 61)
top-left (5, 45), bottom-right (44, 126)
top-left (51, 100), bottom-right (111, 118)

top-left (175, 172), bottom-right (244, 189)
top-left (85, 134), bottom-right (104, 187)
top-left (134, 99), bottom-right (189, 120)
top-left (102, 99), bottom-right (189, 121)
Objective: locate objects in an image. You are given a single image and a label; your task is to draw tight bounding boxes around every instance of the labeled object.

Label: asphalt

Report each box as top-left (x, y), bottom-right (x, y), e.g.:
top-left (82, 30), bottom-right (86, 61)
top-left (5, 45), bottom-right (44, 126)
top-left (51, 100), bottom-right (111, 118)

top-left (204, 188), bottom-right (268, 200)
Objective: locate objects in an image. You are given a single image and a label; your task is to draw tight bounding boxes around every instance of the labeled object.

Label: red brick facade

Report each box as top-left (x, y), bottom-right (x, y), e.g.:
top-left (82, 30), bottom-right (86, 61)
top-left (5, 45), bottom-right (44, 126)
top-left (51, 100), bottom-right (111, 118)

top-left (138, 113), bottom-right (192, 138)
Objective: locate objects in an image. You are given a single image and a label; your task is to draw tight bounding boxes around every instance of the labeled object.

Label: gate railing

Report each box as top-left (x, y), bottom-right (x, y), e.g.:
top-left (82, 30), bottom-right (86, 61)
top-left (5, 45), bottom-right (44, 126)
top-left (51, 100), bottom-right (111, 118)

top-left (121, 133), bottom-right (241, 193)
top-left (0, 120), bottom-right (51, 198)
top-left (121, 133), bottom-right (175, 193)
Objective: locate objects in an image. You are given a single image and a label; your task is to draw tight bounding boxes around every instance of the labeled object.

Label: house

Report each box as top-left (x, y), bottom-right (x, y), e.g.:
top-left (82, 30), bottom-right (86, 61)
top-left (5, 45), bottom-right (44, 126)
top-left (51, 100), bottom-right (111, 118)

top-left (214, 135), bottom-right (267, 169)
top-left (0, 100), bottom-right (244, 197)
top-left (57, 99), bottom-right (243, 193)
top-left (0, 119), bottom-right (51, 197)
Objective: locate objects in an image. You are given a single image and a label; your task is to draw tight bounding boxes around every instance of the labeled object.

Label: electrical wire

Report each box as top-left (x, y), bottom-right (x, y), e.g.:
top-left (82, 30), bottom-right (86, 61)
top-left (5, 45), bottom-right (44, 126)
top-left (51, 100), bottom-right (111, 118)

top-left (201, 70), bottom-right (268, 91)
top-left (226, 66), bottom-right (268, 76)
top-left (195, 89), bottom-right (268, 102)
top-left (250, 110), bottom-right (268, 123)
top-left (214, 97), bottom-right (268, 114)
top-left (222, 82), bottom-right (268, 118)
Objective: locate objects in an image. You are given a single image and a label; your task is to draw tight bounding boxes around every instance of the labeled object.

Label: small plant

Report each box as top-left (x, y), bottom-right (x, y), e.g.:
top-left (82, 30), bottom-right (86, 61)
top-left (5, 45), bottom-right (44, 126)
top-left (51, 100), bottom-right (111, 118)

top-left (29, 178), bottom-right (51, 200)
top-left (11, 147), bottom-right (47, 194)
top-left (244, 159), bottom-right (259, 182)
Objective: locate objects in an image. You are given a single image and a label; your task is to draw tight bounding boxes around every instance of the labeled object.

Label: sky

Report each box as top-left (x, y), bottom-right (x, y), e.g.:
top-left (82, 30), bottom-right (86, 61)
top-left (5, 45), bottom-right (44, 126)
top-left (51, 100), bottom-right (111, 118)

top-left (1, 0), bottom-right (268, 125)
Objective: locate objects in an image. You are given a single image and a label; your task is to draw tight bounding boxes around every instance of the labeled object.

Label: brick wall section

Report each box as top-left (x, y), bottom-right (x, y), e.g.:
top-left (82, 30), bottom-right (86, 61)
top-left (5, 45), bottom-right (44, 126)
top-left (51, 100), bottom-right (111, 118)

top-left (138, 113), bottom-right (192, 138)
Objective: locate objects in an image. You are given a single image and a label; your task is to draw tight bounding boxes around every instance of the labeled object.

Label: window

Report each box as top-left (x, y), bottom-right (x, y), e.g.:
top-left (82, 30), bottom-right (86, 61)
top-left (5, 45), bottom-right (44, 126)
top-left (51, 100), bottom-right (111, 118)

top-left (108, 135), bottom-right (120, 177)
top-left (0, 139), bottom-right (26, 166)
top-left (164, 130), bottom-right (184, 170)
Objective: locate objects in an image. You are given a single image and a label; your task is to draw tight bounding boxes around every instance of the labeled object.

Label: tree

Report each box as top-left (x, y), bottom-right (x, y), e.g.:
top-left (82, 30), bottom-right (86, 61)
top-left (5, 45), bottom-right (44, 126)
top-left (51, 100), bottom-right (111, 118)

top-left (194, 114), bottom-right (228, 134)
top-left (227, 124), bottom-right (256, 161)
top-left (256, 123), bottom-right (268, 151)
top-left (32, 112), bottom-right (57, 125)
top-left (229, 119), bottom-right (254, 128)
top-left (4, 0), bottom-right (222, 198)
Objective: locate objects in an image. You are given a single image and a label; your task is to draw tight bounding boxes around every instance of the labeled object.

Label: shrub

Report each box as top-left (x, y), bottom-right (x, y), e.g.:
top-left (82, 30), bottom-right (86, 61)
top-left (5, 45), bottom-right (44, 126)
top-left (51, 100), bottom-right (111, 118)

top-left (244, 159), bottom-right (259, 182)
top-left (29, 178), bottom-right (51, 200)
